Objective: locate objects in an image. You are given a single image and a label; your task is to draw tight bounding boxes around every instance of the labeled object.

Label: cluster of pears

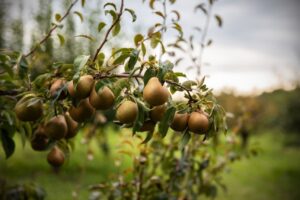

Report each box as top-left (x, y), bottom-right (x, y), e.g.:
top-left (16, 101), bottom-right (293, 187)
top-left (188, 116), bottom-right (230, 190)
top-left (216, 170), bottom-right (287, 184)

top-left (15, 75), bottom-right (116, 167)
top-left (115, 77), bottom-right (169, 132)
top-left (115, 77), bottom-right (210, 134)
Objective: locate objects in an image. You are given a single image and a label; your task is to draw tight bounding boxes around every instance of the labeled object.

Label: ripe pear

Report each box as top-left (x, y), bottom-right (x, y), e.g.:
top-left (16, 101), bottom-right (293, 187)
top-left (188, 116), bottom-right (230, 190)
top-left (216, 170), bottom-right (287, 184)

top-left (89, 84), bottom-right (115, 110)
top-left (50, 79), bottom-right (67, 99)
top-left (150, 104), bottom-right (167, 122)
top-left (67, 75), bottom-right (94, 99)
top-left (143, 77), bottom-right (169, 106)
top-left (31, 125), bottom-right (48, 151)
top-left (170, 112), bottom-right (189, 132)
top-left (188, 112), bottom-right (209, 134)
top-left (47, 146), bottom-right (65, 167)
top-left (69, 98), bottom-right (95, 122)
top-left (64, 112), bottom-right (78, 139)
top-left (15, 97), bottom-right (43, 121)
top-left (116, 100), bottom-right (138, 124)
top-left (138, 120), bottom-right (156, 132)
top-left (45, 115), bottom-right (68, 140)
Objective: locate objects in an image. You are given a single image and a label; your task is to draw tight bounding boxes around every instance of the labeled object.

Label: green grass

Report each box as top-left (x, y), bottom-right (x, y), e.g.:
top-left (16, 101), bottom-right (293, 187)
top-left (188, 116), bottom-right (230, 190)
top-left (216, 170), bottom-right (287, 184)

top-left (215, 132), bottom-right (300, 200)
top-left (1, 130), bottom-right (300, 200)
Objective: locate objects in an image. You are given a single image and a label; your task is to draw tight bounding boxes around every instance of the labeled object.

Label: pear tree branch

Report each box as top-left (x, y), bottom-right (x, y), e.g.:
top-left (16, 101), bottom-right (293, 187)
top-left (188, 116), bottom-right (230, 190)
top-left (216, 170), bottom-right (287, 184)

top-left (92, 0), bottom-right (125, 62)
top-left (24, 0), bottom-right (79, 57)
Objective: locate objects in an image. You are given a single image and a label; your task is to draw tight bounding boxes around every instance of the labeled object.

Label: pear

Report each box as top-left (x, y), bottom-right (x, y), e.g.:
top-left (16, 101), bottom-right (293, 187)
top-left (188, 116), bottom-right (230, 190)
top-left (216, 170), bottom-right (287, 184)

top-left (138, 120), bottom-right (156, 132)
top-left (143, 77), bottom-right (169, 106)
top-left (31, 125), bottom-right (48, 151)
top-left (64, 112), bottom-right (79, 139)
top-left (47, 146), bottom-right (65, 167)
top-left (89, 84), bottom-right (115, 110)
top-left (69, 98), bottom-right (95, 122)
top-left (188, 112), bottom-right (209, 134)
top-left (15, 96), bottom-right (43, 121)
top-left (50, 79), bottom-right (67, 99)
top-left (116, 100), bottom-right (138, 124)
top-left (45, 115), bottom-right (68, 140)
top-left (150, 104), bottom-right (167, 122)
top-left (170, 112), bottom-right (189, 132)
top-left (67, 75), bottom-right (94, 99)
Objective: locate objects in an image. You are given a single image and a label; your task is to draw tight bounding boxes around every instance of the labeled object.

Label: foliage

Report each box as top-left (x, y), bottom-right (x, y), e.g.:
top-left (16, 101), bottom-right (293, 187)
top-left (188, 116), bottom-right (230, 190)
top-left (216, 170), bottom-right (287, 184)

top-left (0, 0), bottom-right (238, 199)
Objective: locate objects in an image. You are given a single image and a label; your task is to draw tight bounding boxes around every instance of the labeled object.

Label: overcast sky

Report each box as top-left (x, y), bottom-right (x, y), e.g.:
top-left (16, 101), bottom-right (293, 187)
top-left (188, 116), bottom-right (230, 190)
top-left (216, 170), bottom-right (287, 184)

top-left (124, 0), bottom-right (300, 94)
top-left (8, 0), bottom-right (300, 94)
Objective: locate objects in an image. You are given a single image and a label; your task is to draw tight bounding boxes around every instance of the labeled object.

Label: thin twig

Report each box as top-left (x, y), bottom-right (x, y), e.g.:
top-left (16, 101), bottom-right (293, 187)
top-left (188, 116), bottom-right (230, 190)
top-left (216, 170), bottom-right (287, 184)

top-left (24, 0), bottom-right (79, 57)
top-left (196, 3), bottom-right (213, 76)
top-left (92, 0), bottom-right (125, 62)
top-left (93, 72), bottom-right (196, 102)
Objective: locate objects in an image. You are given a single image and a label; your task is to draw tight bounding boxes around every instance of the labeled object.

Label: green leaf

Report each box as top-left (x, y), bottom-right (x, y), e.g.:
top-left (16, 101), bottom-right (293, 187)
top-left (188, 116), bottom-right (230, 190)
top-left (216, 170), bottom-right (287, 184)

top-left (207, 39), bottom-right (213, 46)
top-left (149, 0), bottom-right (155, 9)
top-left (171, 10), bottom-right (180, 21)
top-left (215, 14), bottom-right (223, 27)
top-left (125, 8), bottom-right (137, 22)
top-left (112, 22), bottom-right (121, 36)
top-left (154, 11), bottom-right (165, 19)
top-left (81, 0), bottom-right (86, 7)
top-left (73, 55), bottom-right (90, 71)
top-left (17, 55), bottom-right (28, 79)
top-left (0, 128), bottom-right (15, 159)
top-left (98, 22), bottom-right (106, 32)
top-left (127, 50), bottom-right (140, 71)
top-left (143, 68), bottom-right (156, 85)
top-left (104, 2), bottom-right (117, 11)
top-left (141, 42), bottom-right (146, 56)
top-left (96, 52), bottom-right (105, 67)
top-left (74, 11), bottom-right (84, 22)
top-left (182, 80), bottom-right (197, 89)
top-left (132, 100), bottom-right (146, 135)
top-left (55, 13), bottom-right (61, 22)
top-left (75, 34), bottom-right (95, 41)
top-left (194, 3), bottom-right (207, 15)
top-left (180, 129), bottom-right (191, 149)
top-left (134, 34), bottom-right (144, 46)
top-left (172, 22), bottom-right (183, 37)
top-left (142, 130), bottom-right (154, 144)
top-left (57, 34), bottom-right (65, 46)
top-left (113, 53), bottom-right (130, 65)
top-left (158, 106), bottom-right (176, 138)
top-left (95, 79), bottom-right (112, 92)
top-left (105, 10), bottom-right (117, 21)
top-left (151, 37), bottom-right (160, 49)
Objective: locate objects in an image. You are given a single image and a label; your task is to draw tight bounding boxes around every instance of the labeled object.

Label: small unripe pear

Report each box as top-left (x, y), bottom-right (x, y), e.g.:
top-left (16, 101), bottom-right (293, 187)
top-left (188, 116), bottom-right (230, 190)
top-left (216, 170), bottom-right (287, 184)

top-left (188, 112), bottom-right (209, 134)
top-left (116, 100), bottom-right (138, 124)
top-left (31, 125), bottom-right (48, 151)
top-left (47, 146), bottom-right (65, 167)
top-left (15, 97), bottom-right (43, 121)
top-left (89, 84), bottom-right (115, 110)
top-left (150, 104), bottom-right (167, 122)
top-left (64, 112), bottom-right (78, 139)
top-left (50, 79), bottom-right (67, 99)
top-left (143, 77), bottom-right (169, 106)
top-left (45, 115), bottom-right (68, 140)
top-left (170, 112), bottom-right (189, 132)
top-left (67, 75), bottom-right (94, 99)
top-left (69, 98), bottom-right (95, 123)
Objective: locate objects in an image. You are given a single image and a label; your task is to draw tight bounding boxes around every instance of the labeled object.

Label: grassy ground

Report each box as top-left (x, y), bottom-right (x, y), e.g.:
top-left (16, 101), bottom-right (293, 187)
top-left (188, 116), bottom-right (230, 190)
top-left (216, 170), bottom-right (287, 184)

top-left (1, 130), bottom-right (300, 200)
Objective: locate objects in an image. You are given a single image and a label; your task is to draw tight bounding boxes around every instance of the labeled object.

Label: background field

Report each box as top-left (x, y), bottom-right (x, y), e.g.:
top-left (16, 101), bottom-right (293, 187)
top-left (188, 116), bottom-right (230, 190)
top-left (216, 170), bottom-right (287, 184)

top-left (1, 130), bottom-right (300, 200)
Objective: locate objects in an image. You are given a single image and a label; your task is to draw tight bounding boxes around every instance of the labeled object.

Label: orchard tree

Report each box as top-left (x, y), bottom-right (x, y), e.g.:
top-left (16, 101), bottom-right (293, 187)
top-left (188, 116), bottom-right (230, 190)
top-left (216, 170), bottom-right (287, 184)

top-left (0, 0), bottom-right (245, 199)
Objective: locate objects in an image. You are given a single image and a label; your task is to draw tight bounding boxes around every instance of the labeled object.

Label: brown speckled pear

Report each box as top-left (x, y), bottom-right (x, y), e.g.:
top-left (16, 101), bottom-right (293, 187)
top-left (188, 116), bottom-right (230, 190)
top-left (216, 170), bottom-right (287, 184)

top-left (143, 77), bottom-right (169, 106)
top-left (188, 112), bottom-right (209, 134)
top-left (116, 100), bottom-right (138, 124)
top-left (89, 84), bottom-right (115, 110)
top-left (170, 112), bottom-right (189, 132)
